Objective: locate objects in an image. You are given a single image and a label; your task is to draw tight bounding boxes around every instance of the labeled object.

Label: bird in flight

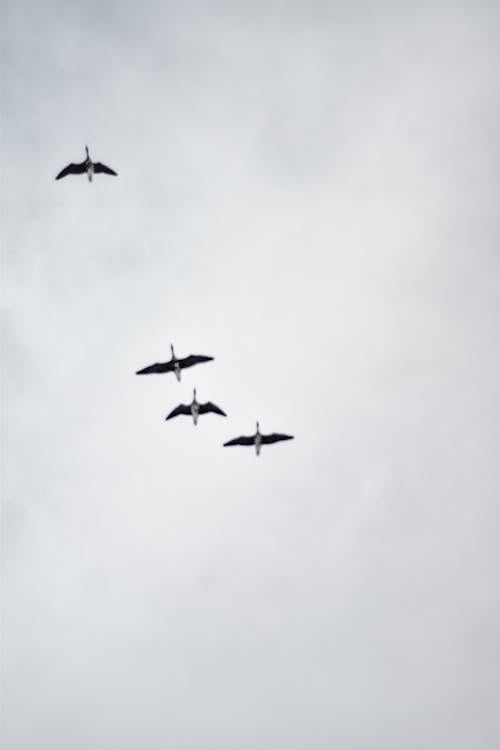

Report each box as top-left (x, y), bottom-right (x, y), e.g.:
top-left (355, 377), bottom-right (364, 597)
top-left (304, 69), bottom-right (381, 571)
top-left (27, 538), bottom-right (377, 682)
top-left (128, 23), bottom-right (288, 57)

top-left (224, 422), bottom-right (294, 456)
top-left (136, 344), bottom-right (214, 382)
top-left (55, 146), bottom-right (118, 181)
top-left (165, 389), bottom-right (226, 426)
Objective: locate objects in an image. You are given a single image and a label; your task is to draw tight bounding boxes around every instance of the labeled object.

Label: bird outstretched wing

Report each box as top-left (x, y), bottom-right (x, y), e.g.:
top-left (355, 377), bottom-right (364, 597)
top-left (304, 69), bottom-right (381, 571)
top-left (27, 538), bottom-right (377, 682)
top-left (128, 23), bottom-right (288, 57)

top-left (199, 402), bottom-right (226, 417)
top-left (136, 362), bottom-right (175, 375)
top-left (165, 404), bottom-right (191, 420)
top-left (55, 161), bottom-right (86, 180)
top-left (261, 433), bottom-right (294, 444)
top-left (93, 162), bottom-right (118, 176)
top-left (223, 435), bottom-right (255, 446)
top-left (179, 355), bottom-right (214, 369)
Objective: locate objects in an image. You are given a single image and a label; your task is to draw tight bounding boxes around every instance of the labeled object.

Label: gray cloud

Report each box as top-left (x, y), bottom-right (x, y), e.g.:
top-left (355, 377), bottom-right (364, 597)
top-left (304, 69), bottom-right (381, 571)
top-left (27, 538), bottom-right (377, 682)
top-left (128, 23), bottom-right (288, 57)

top-left (2, 1), bottom-right (499, 748)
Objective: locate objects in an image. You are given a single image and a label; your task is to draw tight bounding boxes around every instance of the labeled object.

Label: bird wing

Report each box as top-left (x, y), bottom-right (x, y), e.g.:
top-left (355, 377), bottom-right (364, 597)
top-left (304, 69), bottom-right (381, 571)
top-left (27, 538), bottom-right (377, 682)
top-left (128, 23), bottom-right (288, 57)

top-left (93, 162), bottom-right (118, 176)
top-left (199, 402), bottom-right (226, 416)
top-left (136, 361), bottom-right (175, 374)
top-left (55, 161), bottom-right (87, 180)
top-left (261, 433), bottom-right (294, 444)
top-left (179, 355), bottom-right (214, 369)
top-left (223, 435), bottom-right (254, 446)
top-left (165, 404), bottom-right (191, 420)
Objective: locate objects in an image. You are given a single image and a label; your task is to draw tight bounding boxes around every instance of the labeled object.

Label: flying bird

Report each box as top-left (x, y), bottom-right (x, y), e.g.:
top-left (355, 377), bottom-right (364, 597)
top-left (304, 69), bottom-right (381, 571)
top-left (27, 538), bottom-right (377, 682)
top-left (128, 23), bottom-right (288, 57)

top-left (166, 389), bottom-right (226, 426)
top-left (136, 344), bottom-right (214, 382)
top-left (55, 145), bottom-right (118, 181)
top-left (223, 422), bottom-right (294, 456)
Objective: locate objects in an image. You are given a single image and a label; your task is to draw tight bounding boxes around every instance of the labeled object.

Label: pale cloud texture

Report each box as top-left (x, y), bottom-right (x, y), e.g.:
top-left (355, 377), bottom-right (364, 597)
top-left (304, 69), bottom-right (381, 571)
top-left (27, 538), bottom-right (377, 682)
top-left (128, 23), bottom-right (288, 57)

top-left (2, 2), bottom-right (500, 748)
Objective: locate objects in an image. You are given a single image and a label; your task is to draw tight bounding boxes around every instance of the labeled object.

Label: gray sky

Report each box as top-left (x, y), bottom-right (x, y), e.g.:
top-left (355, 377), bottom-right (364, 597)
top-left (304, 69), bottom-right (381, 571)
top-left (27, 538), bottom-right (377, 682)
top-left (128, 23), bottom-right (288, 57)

top-left (2, 1), bottom-right (500, 748)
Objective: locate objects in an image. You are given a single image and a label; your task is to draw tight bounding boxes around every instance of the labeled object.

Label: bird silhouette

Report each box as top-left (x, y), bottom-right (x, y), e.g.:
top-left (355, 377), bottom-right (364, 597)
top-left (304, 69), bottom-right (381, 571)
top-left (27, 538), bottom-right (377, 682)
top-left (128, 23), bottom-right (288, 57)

top-left (224, 422), bottom-right (294, 456)
top-left (55, 146), bottom-right (117, 181)
top-left (166, 389), bottom-right (226, 425)
top-left (136, 344), bottom-right (214, 382)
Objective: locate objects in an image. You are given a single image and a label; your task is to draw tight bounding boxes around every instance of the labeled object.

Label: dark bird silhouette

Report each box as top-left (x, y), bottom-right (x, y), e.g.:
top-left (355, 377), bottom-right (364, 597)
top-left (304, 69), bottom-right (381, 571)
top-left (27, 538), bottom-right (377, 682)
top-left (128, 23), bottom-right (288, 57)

top-left (55, 146), bottom-right (117, 181)
top-left (166, 389), bottom-right (226, 425)
top-left (136, 344), bottom-right (214, 382)
top-left (223, 421), bottom-right (294, 456)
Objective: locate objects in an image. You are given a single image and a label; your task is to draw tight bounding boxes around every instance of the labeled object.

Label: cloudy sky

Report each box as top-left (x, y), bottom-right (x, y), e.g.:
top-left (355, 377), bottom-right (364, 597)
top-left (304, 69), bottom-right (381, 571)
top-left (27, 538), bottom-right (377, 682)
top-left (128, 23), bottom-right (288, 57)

top-left (2, 1), bottom-right (499, 747)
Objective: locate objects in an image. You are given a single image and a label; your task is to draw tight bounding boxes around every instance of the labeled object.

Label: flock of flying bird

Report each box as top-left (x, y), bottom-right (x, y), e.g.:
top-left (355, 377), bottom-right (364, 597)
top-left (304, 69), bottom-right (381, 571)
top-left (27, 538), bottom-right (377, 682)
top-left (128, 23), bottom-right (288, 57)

top-left (56, 146), bottom-right (295, 455)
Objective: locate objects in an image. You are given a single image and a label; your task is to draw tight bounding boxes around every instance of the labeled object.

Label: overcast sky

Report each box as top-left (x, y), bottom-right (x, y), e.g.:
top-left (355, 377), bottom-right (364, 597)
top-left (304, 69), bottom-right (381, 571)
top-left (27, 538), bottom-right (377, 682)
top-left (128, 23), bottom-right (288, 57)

top-left (2, 1), bottom-right (500, 748)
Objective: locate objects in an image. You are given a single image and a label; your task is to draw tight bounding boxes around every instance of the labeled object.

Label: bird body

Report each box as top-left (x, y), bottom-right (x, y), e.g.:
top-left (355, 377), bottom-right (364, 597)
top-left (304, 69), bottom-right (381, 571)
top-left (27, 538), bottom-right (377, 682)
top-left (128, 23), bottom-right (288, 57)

top-left (166, 389), bottom-right (226, 425)
top-left (136, 344), bottom-right (214, 381)
top-left (255, 429), bottom-right (263, 456)
top-left (56, 146), bottom-right (117, 181)
top-left (224, 421), bottom-right (293, 456)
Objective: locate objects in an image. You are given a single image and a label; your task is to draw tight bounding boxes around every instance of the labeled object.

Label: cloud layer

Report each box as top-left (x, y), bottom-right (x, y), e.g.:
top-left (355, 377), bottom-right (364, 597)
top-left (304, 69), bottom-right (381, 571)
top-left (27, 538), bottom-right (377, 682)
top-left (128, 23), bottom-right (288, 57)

top-left (3, 2), bottom-right (500, 748)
